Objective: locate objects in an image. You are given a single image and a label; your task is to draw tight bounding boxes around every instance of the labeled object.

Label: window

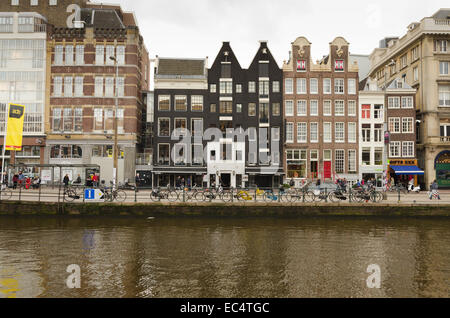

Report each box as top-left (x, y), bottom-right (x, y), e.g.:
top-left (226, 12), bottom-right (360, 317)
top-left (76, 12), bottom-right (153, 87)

top-left (402, 141), bottom-right (414, 157)
top-left (63, 108), bottom-right (73, 131)
top-left (192, 144), bottom-right (203, 165)
top-left (401, 96), bottom-right (413, 108)
top-left (348, 150), bottom-right (356, 172)
top-left (210, 104), bottom-right (216, 113)
top-left (374, 104), bottom-right (383, 119)
top-left (158, 95), bottom-right (170, 111)
top-left (52, 108), bottom-right (62, 131)
top-left (335, 150), bottom-right (344, 173)
top-left (248, 103), bottom-right (256, 116)
top-left (94, 108), bottom-right (103, 130)
top-left (297, 122), bottom-right (306, 143)
top-left (335, 122), bottom-right (344, 142)
top-left (388, 97), bottom-right (400, 108)
top-left (389, 117), bottom-right (401, 133)
top-left (348, 79), bottom-right (356, 94)
top-left (74, 108), bottom-right (82, 131)
top-left (174, 118), bottom-right (187, 135)
top-left (16, 146), bottom-right (40, 157)
top-left (248, 81), bottom-right (256, 93)
top-left (435, 40), bottom-right (448, 53)
top-left (272, 81), bottom-right (280, 93)
top-left (74, 76), bottom-right (83, 97)
top-left (286, 149), bottom-right (307, 178)
top-left (158, 118), bottom-right (170, 137)
top-left (234, 84), bottom-right (241, 93)
top-left (11, 0), bottom-right (19, 5)
top-left (286, 122), bottom-right (294, 143)
top-left (50, 145), bottom-right (82, 159)
top-left (259, 103), bottom-right (269, 125)
top-left (374, 124), bottom-right (383, 142)
top-left (389, 141), bottom-right (401, 157)
top-left (361, 104), bottom-right (370, 119)
top-left (296, 78), bottom-right (306, 94)
top-left (375, 148), bottom-right (383, 165)
top-left (158, 144), bottom-right (170, 165)
top-left (323, 78), bottom-right (331, 94)
top-left (323, 100), bottom-right (331, 116)
top-left (64, 77), bottom-right (73, 97)
top-left (65, 45), bottom-right (73, 65)
top-left (323, 122), bottom-right (331, 143)
top-left (400, 54), bottom-right (407, 69)
top-left (334, 78), bottom-right (344, 94)
top-left (173, 144), bottom-right (186, 165)
top-left (31, 0), bottom-right (38, 5)
top-left (210, 84), bottom-right (216, 93)
top-left (54, 45), bottom-right (63, 65)
top-left (220, 101), bottom-right (232, 113)
top-left (439, 85), bottom-right (450, 106)
top-left (362, 148), bottom-right (371, 166)
top-left (310, 100), bottom-right (318, 116)
top-left (259, 80), bottom-right (269, 96)
top-left (285, 100), bottom-right (293, 116)
top-left (323, 150), bottom-right (332, 161)
top-left (348, 122), bottom-right (356, 143)
top-left (116, 77), bottom-right (124, 97)
top-left (104, 108), bottom-right (114, 131)
top-left (297, 100), bottom-right (307, 116)
top-left (362, 124), bottom-right (371, 142)
top-left (440, 124), bottom-right (450, 137)
top-left (413, 67), bottom-right (419, 81)
top-left (75, 45), bottom-right (84, 65)
top-left (219, 80), bottom-right (232, 94)
top-left (348, 100), bottom-right (356, 116)
top-left (95, 45), bottom-right (104, 65)
top-left (191, 118), bottom-right (203, 136)
top-left (335, 100), bottom-right (344, 116)
top-left (412, 46), bottom-right (419, 60)
top-left (272, 103), bottom-right (280, 116)
top-left (272, 127), bottom-right (280, 141)
top-left (191, 95), bottom-right (203, 112)
top-left (175, 95), bottom-right (187, 111)
top-left (285, 78), bottom-right (293, 94)
top-left (116, 45), bottom-right (125, 64)
top-left (105, 77), bottom-right (114, 97)
top-left (105, 45), bottom-right (115, 65)
top-left (94, 77), bottom-right (103, 97)
top-left (310, 122), bottom-right (318, 142)
top-left (440, 61), bottom-right (449, 75)
top-left (310, 78), bottom-right (318, 94)
top-left (402, 117), bottom-right (414, 133)
top-left (53, 76), bottom-right (62, 97)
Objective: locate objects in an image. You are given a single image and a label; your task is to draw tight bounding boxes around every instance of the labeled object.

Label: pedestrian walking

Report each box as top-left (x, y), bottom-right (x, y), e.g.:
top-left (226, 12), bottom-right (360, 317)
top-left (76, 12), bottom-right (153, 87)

top-left (63, 174), bottom-right (70, 188)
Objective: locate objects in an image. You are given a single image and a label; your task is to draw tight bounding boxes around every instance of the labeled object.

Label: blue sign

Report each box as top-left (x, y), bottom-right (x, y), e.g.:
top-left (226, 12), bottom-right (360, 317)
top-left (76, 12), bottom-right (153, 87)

top-left (84, 189), bottom-right (104, 202)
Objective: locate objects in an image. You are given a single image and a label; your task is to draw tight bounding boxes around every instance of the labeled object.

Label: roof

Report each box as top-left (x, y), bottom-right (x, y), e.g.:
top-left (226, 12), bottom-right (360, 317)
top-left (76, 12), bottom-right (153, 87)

top-left (156, 58), bottom-right (206, 76)
top-left (431, 9), bottom-right (450, 19)
top-left (387, 78), bottom-right (413, 89)
top-left (350, 54), bottom-right (370, 79)
top-left (80, 8), bottom-right (125, 28)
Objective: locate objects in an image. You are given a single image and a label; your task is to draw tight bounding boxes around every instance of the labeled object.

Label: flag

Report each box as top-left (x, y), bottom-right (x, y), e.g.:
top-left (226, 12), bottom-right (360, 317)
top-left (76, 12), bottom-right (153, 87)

top-left (5, 104), bottom-right (25, 151)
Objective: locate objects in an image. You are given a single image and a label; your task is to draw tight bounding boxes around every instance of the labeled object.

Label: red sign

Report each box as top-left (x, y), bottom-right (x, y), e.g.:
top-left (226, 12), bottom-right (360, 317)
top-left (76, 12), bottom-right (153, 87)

top-left (296, 60), bottom-right (306, 71)
top-left (335, 60), bottom-right (344, 71)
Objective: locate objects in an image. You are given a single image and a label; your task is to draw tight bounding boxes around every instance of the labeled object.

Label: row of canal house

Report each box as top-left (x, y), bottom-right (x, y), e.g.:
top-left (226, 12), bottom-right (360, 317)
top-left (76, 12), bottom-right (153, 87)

top-left (151, 37), bottom-right (420, 189)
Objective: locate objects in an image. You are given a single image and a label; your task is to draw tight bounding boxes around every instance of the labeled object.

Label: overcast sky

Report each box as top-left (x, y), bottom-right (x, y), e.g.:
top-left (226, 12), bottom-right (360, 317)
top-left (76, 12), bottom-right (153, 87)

top-left (112, 0), bottom-right (448, 72)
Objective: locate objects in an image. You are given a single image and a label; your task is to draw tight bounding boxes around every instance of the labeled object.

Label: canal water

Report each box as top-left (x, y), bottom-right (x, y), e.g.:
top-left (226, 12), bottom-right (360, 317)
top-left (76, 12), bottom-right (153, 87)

top-left (0, 217), bottom-right (449, 298)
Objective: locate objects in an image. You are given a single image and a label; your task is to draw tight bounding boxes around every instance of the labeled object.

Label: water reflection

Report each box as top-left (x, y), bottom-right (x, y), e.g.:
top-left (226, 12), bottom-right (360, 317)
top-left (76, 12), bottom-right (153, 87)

top-left (0, 217), bottom-right (449, 298)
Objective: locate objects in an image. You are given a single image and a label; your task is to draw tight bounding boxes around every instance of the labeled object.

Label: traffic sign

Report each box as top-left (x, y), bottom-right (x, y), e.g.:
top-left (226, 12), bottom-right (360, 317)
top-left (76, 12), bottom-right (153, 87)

top-left (84, 189), bottom-right (104, 202)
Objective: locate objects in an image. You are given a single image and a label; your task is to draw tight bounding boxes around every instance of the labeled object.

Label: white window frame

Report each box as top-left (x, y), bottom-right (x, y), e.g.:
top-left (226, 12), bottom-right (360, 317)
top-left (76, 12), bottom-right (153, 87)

top-left (296, 78), bottom-right (306, 94)
top-left (401, 96), bottom-right (413, 108)
top-left (297, 122), bottom-right (307, 143)
top-left (272, 81), bottom-right (280, 93)
top-left (323, 78), bottom-right (331, 94)
top-left (323, 122), bottom-right (332, 143)
top-left (297, 100), bottom-right (306, 116)
top-left (348, 79), bottom-right (356, 95)
top-left (335, 149), bottom-right (345, 173)
top-left (285, 100), bottom-right (294, 117)
top-left (284, 78), bottom-right (293, 94)
top-left (402, 117), bottom-right (414, 133)
top-left (348, 149), bottom-right (357, 172)
top-left (439, 61), bottom-right (449, 75)
top-left (348, 122), bottom-right (356, 143)
top-left (75, 45), bottom-right (84, 65)
top-left (334, 78), bottom-right (344, 94)
top-left (389, 117), bottom-right (401, 133)
top-left (348, 100), bottom-right (356, 116)
top-left (323, 100), bottom-right (332, 116)
top-left (310, 78), bottom-right (318, 94)
top-left (310, 122), bottom-right (318, 143)
top-left (388, 97), bottom-right (400, 109)
top-left (439, 85), bottom-right (450, 107)
top-left (335, 122), bottom-right (345, 143)
top-left (310, 100), bottom-right (318, 116)
top-left (402, 141), bottom-right (414, 157)
top-left (286, 122), bottom-right (294, 143)
top-left (335, 100), bottom-right (345, 116)
top-left (389, 141), bottom-right (401, 158)
top-left (210, 84), bottom-right (216, 93)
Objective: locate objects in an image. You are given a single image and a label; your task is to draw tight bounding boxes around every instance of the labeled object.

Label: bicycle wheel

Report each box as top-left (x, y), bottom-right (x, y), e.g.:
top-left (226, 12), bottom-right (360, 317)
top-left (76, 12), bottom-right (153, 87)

top-left (114, 190), bottom-right (127, 202)
top-left (263, 192), bottom-right (275, 202)
top-left (150, 191), bottom-right (161, 202)
top-left (328, 191), bottom-right (339, 203)
top-left (64, 189), bottom-right (76, 202)
top-left (371, 191), bottom-right (383, 203)
top-left (167, 190), bottom-right (179, 202)
top-left (220, 191), bottom-right (232, 202)
top-left (303, 191), bottom-right (315, 202)
top-left (193, 191), bottom-right (204, 202)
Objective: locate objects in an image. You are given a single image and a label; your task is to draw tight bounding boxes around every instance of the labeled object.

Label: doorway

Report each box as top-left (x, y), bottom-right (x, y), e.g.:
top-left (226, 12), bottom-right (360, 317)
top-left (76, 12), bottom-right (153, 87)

top-left (323, 161), bottom-right (332, 179)
top-left (220, 173), bottom-right (231, 188)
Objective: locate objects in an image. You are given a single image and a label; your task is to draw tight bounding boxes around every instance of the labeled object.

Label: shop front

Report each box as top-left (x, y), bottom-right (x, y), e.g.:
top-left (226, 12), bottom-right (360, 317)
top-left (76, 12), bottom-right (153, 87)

top-left (435, 151), bottom-right (450, 188)
top-left (387, 159), bottom-right (423, 187)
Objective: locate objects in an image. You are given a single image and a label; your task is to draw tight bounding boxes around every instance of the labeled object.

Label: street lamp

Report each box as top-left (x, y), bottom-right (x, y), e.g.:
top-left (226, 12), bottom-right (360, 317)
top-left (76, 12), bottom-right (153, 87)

top-left (109, 55), bottom-right (119, 190)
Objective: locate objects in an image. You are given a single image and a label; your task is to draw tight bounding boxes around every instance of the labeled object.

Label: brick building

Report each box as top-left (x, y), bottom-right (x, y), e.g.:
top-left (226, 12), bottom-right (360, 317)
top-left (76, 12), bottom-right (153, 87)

top-left (282, 37), bottom-right (359, 186)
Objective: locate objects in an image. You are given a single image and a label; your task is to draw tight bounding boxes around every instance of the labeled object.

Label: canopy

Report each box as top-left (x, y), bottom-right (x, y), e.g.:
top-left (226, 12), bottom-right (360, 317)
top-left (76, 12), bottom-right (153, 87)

top-left (390, 165), bottom-right (424, 175)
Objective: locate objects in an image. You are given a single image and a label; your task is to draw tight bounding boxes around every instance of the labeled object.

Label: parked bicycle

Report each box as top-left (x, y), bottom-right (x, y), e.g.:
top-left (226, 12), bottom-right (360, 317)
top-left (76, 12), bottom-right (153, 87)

top-left (63, 186), bottom-right (80, 202)
top-left (150, 187), bottom-right (178, 202)
top-left (0, 185), bottom-right (12, 200)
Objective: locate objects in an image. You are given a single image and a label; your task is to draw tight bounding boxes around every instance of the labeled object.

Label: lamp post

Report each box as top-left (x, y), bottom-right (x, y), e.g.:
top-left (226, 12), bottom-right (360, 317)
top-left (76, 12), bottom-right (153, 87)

top-left (109, 56), bottom-right (119, 190)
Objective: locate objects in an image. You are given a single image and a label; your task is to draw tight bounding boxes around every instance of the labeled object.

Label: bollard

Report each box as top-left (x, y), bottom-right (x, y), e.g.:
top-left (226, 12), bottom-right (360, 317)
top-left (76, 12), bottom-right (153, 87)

top-left (210, 188), bottom-right (212, 203)
top-left (302, 189), bottom-right (305, 203)
top-left (38, 184), bottom-right (41, 202)
top-left (231, 188), bottom-right (234, 203)
top-left (134, 185), bottom-right (137, 203)
top-left (82, 186), bottom-right (85, 203)
top-left (278, 188), bottom-right (281, 202)
top-left (349, 186), bottom-right (352, 203)
top-left (398, 188), bottom-right (401, 203)
top-left (183, 187), bottom-right (186, 202)
top-left (325, 187), bottom-right (328, 203)
top-left (19, 185), bottom-right (22, 202)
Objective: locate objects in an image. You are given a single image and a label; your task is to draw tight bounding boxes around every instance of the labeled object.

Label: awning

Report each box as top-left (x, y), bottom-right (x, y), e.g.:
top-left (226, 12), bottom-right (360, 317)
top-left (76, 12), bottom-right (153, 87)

top-left (390, 165), bottom-right (424, 175)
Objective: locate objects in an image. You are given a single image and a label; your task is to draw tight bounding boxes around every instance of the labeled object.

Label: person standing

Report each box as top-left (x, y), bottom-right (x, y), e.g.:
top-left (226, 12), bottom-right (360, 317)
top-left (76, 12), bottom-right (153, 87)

top-left (12, 173), bottom-right (18, 189)
top-left (63, 174), bottom-right (70, 188)
top-left (18, 171), bottom-right (24, 187)
top-left (316, 178), bottom-right (321, 190)
top-left (92, 173), bottom-right (99, 188)
top-left (429, 180), bottom-right (441, 200)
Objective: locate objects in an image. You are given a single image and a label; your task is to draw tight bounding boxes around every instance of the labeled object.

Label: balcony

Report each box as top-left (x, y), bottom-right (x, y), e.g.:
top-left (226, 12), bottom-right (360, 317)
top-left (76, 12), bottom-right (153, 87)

top-left (428, 136), bottom-right (450, 145)
top-left (0, 24), bottom-right (13, 33)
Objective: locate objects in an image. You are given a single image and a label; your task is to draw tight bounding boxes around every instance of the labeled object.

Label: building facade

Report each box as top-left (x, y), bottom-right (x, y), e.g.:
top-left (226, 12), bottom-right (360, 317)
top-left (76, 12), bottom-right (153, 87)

top-left (0, 11), bottom-right (48, 175)
top-left (152, 57), bottom-right (208, 188)
top-left (282, 37), bottom-right (359, 186)
top-left (368, 9), bottom-right (450, 188)
top-left (207, 41), bottom-right (283, 188)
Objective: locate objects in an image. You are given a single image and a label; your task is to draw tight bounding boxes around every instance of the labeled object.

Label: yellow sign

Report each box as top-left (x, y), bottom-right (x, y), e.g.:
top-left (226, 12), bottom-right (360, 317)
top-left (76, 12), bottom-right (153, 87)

top-left (5, 104), bottom-right (25, 151)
